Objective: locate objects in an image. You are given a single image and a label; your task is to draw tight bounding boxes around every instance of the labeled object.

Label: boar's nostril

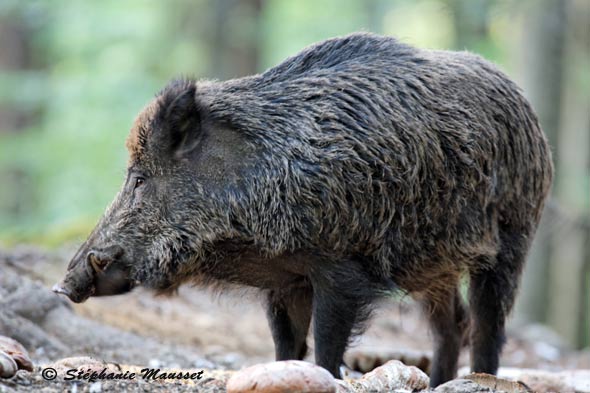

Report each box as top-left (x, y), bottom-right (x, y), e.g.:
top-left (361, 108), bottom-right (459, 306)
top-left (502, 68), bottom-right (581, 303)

top-left (52, 283), bottom-right (71, 297)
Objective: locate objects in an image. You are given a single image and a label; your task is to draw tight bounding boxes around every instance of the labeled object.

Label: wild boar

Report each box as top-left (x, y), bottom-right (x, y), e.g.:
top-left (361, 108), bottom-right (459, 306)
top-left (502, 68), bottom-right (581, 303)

top-left (53, 33), bottom-right (553, 386)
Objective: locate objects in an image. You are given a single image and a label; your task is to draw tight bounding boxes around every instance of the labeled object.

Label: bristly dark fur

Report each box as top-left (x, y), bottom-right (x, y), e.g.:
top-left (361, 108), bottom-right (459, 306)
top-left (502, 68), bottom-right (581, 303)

top-left (61, 33), bottom-right (553, 387)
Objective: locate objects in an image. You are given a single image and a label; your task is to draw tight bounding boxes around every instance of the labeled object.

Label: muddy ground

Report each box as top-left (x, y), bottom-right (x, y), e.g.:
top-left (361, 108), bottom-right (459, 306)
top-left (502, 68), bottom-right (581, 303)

top-left (0, 245), bottom-right (588, 392)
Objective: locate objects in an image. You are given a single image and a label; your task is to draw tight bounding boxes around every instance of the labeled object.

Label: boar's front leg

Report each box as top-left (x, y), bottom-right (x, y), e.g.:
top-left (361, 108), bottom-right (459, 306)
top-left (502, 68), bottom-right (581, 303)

top-left (310, 258), bottom-right (383, 378)
top-left (266, 287), bottom-right (312, 361)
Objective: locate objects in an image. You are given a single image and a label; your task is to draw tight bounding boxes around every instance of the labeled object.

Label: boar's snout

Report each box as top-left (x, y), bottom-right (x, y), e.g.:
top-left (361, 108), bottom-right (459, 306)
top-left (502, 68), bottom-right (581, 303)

top-left (53, 245), bottom-right (133, 303)
top-left (51, 283), bottom-right (72, 297)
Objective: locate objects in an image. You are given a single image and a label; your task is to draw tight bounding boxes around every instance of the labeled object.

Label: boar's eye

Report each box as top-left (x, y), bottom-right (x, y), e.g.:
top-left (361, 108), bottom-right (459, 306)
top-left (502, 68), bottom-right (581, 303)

top-left (134, 177), bottom-right (145, 189)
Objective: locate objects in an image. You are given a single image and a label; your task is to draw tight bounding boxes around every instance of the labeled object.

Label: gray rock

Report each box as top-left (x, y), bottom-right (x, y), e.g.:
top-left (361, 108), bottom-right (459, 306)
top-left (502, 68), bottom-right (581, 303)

top-left (435, 379), bottom-right (498, 393)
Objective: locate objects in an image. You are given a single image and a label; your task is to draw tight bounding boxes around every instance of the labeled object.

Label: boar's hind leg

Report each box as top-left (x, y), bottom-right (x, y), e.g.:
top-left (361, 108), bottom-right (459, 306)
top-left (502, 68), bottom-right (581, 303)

top-left (310, 259), bottom-right (383, 378)
top-left (266, 287), bottom-right (312, 361)
top-left (469, 229), bottom-right (528, 375)
top-left (423, 289), bottom-right (468, 387)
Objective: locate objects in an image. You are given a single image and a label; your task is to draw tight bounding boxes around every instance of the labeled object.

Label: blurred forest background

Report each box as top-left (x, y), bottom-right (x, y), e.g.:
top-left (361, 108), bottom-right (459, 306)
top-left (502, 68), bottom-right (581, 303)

top-left (0, 0), bottom-right (588, 350)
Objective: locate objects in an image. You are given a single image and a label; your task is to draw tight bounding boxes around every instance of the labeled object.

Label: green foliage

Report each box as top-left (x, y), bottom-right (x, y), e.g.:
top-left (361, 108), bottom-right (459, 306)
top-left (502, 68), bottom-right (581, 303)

top-left (0, 1), bottom-right (214, 244)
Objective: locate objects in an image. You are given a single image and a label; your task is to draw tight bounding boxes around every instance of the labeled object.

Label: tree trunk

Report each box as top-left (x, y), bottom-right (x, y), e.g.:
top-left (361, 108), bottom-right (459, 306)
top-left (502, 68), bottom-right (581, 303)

top-left (448, 0), bottom-right (491, 50)
top-left (210, 0), bottom-right (263, 79)
top-left (0, 14), bottom-right (33, 133)
top-left (548, 0), bottom-right (590, 348)
top-left (513, 0), bottom-right (567, 328)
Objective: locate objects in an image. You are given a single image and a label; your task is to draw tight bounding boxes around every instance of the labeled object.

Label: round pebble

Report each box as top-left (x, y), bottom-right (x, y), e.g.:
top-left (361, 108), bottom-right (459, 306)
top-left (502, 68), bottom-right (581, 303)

top-left (226, 360), bottom-right (337, 393)
top-left (352, 359), bottom-right (430, 391)
top-left (0, 350), bottom-right (18, 378)
top-left (0, 336), bottom-right (34, 372)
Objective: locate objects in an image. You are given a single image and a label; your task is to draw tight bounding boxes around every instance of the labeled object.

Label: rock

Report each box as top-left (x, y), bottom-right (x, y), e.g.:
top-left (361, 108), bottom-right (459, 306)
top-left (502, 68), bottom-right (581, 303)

top-left (0, 352), bottom-right (18, 379)
top-left (463, 373), bottom-right (531, 392)
top-left (226, 360), bottom-right (337, 393)
top-left (437, 373), bottom-right (544, 393)
top-left (335, 379), bottom-right (355, 393)
top-left (345, 360), bottom-right (429, 392)
top-left (435, 379), bottom-right (497, 392)
top-left (344, 347), bottom-right (431, 374)
top-left (0, 337), bottom-right (33, 372)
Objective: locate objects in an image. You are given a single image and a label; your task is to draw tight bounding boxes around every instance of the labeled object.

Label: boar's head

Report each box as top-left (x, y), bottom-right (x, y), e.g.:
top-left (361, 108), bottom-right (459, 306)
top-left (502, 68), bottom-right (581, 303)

top-left (53, 79), bottom-right (260, 303)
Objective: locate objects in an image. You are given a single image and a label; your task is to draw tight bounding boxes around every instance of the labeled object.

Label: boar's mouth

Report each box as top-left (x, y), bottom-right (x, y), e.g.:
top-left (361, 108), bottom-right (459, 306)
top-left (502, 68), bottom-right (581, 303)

top-left (52, 281), bottom-right (95, 303)
top-left (53, 247), bottom-right (135, 303)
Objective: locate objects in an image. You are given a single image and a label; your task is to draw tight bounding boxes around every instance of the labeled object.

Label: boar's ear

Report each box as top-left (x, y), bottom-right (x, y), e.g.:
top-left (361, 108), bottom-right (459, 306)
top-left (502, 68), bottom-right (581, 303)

top-left (161, 81), bottom-right (202, 157)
